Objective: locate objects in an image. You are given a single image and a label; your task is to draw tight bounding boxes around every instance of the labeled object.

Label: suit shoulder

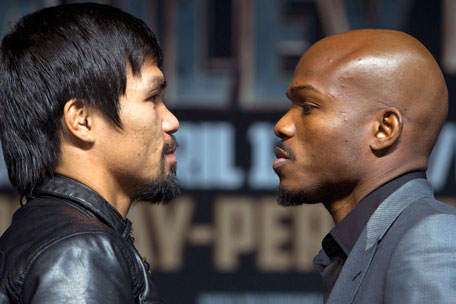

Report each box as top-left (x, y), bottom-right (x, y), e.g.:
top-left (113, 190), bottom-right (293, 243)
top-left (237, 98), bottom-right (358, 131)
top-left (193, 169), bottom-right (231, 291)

top-left (380, 198), bottom-right (456, 260)
top-left (384, 209), bottom-right (456, 302)
top-left (400, 211), bottom-right (456, 242)
top-left (396, 197), bottom-right (456, 229)
top-left (388, 207), bottom-right (456, 265)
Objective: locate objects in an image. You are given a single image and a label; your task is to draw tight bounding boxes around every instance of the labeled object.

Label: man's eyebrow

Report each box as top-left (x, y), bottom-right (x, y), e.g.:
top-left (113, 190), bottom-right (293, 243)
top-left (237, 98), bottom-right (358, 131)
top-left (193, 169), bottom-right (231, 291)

top-left (149, 77), bottom-right (167, 91)
top-left (286, 84), bottom-right (322, 99)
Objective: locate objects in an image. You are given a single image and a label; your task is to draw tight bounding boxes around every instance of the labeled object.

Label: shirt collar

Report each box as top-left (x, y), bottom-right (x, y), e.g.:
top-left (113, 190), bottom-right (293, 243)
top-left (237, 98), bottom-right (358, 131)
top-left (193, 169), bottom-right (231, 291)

top-left (31, 174), bottom-right (132, 237)
top-left (324, 171), bottom-right (426, 258)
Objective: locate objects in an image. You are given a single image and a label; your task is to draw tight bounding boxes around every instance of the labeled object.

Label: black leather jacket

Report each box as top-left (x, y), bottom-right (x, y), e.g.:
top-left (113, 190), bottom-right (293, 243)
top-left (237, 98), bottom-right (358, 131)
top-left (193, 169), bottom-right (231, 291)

top-left (0, 175), bottom-right (163, 303)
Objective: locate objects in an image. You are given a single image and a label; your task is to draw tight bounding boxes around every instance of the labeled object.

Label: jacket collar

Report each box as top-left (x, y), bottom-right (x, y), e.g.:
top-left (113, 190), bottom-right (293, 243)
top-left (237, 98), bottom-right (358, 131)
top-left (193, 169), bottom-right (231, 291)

top-left (326, 178), bottom-right (434, 304)
top-left (364, 178), bottom-right (433, 250)
top-left (329, 171), bottom-right (426, 257)
top-left (31, 174), bottom-right (132, 237)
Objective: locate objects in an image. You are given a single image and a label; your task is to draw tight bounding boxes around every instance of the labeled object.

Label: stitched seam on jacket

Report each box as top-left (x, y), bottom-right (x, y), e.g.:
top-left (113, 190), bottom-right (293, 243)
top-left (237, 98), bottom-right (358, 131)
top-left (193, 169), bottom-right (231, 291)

top-left (36, 181), bottom-right (126, 230)
top-left (12, 229), bottom-right (137, 303)
top-left (6, 217), bottom-right (93, 302)
top-left (0, 251), bottom-right (3, 274)
top-left (32, 195), bottom-right (95, 218)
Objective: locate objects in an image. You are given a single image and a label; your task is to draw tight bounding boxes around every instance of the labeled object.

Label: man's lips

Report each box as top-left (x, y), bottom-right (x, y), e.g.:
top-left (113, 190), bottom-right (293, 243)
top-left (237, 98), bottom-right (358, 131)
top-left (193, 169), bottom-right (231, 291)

top-left (164, 136), bottom-right (178, 162)
top-left (274, 146), bottom-right (290, 160)
top-left (165, 152), bottom-right (177, 162)
top-left (165, 148), bottom-right (177, 162)
top-left (273, 146), bottom-right (291, 170)
top-left (165, 147), bottom-right (176, 155)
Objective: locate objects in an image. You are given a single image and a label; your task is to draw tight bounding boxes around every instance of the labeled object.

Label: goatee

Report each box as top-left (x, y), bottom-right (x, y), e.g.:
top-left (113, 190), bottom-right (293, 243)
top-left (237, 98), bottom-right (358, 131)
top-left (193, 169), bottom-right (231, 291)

top-left (276, 187), bottom-right (308, 206)
top-left (133, 164), bottom-right (180, 204)
top-left (132, 135), bottom-right (180, 204)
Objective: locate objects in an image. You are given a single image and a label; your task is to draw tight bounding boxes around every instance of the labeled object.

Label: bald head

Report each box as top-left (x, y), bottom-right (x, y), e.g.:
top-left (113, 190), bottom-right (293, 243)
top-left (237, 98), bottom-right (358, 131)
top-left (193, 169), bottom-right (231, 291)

top-left (290, 29), bottom-right (447, 169)
top-left (275, 29), bottom-right (447, 215)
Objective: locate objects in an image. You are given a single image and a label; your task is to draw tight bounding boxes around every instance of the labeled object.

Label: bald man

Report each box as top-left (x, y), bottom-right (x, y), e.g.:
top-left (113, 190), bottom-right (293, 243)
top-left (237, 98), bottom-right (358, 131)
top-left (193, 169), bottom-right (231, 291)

top-left (273, 29), bottom-right (455, 303)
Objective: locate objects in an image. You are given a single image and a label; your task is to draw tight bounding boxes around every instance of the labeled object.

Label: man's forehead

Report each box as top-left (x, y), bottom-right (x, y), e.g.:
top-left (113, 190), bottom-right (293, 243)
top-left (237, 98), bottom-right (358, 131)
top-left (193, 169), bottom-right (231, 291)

top-left (291, 46), bottom-right (394, 87)
top-left (286, 54), bottom-right (366, 103)
top-left (286, 30), bottom-right (411, 99)
top-left (287, 56), bottom-right (337, 98)
top-left (299, 29), bottom-right (424, 69)
top-left (124, 61), bottom-right (166, 94)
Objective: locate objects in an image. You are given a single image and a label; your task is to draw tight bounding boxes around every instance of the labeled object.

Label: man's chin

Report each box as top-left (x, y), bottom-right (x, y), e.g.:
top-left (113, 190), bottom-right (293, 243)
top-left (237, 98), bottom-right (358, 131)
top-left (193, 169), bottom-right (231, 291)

top-left (276, 186), bottom-right (320, 206)
top-left (133, 175), bottom-right (180, 204)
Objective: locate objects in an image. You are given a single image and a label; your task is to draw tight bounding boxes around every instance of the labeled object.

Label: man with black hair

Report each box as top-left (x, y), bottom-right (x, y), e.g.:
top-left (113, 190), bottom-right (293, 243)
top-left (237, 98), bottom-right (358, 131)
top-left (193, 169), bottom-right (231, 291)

top-left (0, 3), bottom-right (179, 303)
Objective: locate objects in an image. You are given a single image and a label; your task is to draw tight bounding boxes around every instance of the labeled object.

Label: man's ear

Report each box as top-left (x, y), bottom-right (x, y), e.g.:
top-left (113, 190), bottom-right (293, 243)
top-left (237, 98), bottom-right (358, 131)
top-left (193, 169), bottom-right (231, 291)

top-left (62, 99), bottom-right (95, 144)
top-left (369, 108), bottom-right (402, 154)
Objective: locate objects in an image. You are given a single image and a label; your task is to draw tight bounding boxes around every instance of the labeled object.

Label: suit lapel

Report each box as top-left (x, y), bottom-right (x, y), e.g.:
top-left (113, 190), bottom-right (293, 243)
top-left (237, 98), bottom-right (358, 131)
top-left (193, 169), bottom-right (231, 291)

top-left (326, 179), bottom-right (434, 304)
top-left (326, 229), bottom-right (376, 304)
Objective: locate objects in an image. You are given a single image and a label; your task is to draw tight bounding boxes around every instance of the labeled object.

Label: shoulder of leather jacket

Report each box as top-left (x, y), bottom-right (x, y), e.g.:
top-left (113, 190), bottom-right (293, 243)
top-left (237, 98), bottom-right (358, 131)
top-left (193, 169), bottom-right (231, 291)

top-left (17, 230), bottom-right (140, 304)
top-left (0, 185), bottom-right (156, 303)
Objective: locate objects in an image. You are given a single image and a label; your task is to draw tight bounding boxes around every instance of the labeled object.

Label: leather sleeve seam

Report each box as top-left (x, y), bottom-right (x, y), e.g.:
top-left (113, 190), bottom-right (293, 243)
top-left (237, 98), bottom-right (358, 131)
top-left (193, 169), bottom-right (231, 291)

top-left (13, 229), bottom-right (137, 302)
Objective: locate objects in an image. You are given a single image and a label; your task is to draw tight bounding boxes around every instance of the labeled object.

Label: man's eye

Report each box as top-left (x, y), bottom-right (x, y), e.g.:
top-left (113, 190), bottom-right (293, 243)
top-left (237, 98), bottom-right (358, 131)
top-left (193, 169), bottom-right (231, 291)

top-left (147, 95), bottom-right (158, 102)
top-left (301, 103), bottom-right (315, 112)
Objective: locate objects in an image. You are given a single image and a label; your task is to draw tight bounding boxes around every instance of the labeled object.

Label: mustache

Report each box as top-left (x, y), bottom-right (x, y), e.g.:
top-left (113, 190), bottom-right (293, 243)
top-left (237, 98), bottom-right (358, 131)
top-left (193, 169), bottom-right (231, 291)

top-left (163, 134), bottom-right (178, 154)
top-left (275, 141), bottom-right (296, 161)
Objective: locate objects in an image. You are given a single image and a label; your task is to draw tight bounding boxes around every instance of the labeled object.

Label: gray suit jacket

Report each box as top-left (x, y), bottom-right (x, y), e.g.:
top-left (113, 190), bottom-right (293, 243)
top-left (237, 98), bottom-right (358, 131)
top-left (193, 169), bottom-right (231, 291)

top-left (325, 178), bottom-right (456, 304)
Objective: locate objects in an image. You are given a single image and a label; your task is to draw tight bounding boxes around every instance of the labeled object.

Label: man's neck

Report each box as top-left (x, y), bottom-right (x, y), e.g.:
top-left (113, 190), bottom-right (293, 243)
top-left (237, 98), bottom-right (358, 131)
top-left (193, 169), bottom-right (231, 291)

top-left (325, 167), bottom-right (419, 224)
top-left (54, 164), bottom-right (131, 217)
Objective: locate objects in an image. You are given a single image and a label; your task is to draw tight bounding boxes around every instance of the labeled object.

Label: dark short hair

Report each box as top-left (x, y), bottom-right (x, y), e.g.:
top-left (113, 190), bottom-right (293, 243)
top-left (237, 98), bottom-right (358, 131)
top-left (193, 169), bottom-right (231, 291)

top-left (0, 3), bottom-right (163, 196)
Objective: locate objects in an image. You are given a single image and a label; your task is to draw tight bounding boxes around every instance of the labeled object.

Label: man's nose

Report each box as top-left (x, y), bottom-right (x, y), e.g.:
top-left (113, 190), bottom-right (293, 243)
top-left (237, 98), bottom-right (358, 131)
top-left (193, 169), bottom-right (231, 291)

top-left (161, 104), bottom-right (179, 134)
top-left (274, 110), bottom-right (295, 139)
